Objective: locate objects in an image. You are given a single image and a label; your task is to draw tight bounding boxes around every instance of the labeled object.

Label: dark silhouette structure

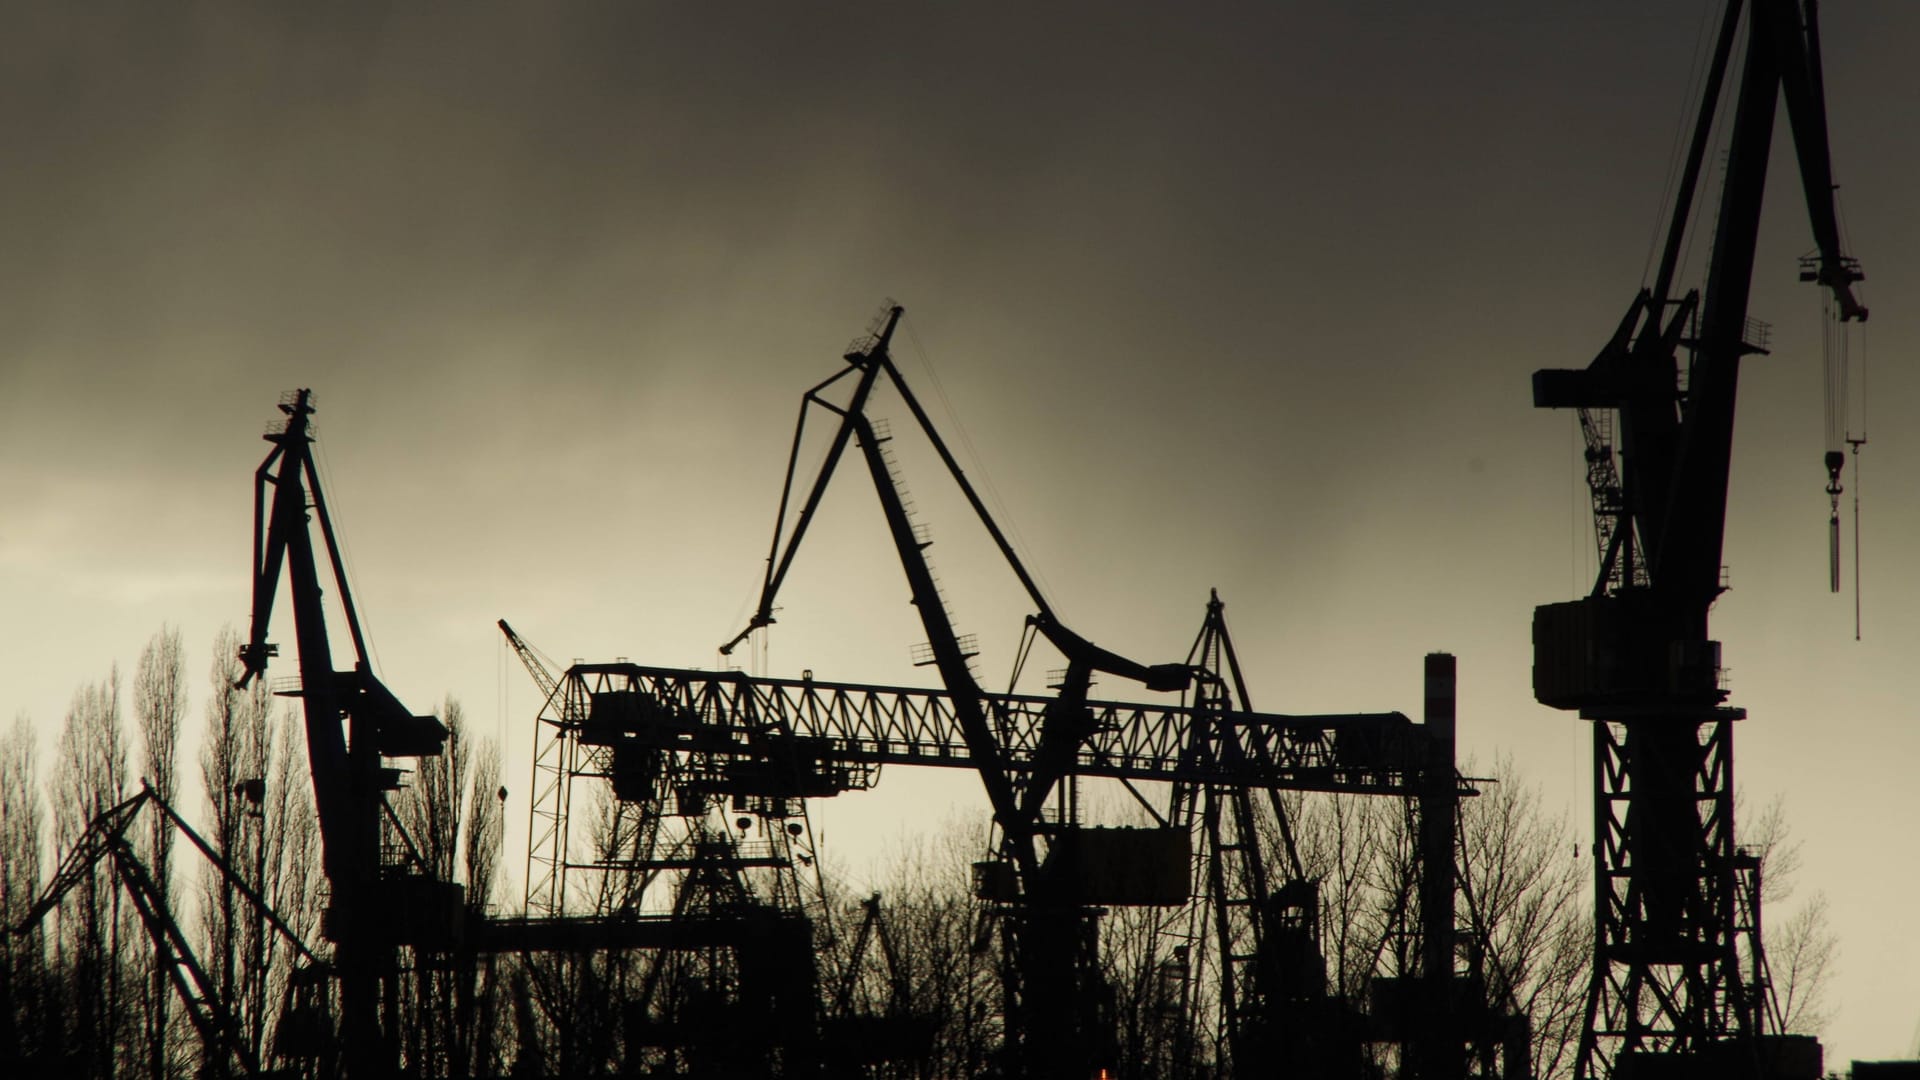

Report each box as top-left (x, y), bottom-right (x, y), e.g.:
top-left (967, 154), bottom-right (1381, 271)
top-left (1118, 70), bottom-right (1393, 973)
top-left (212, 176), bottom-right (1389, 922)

top-left (213, 354), bottom-right (1537, 1076)
top-left (503, 302), bottom-right (1518, 1077)
top-left (14, 781), bottom-right (326, 1079)
top-left (236, 390), bottom-right (452, 1078)
top-left (1530, 2), bottom-right (1864, 1076)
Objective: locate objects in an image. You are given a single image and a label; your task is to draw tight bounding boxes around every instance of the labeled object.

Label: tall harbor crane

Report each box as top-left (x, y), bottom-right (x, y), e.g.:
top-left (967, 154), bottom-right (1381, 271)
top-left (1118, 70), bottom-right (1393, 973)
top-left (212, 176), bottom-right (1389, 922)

top-left (236, 389), bottom-right (453, 1078)
top-left (1529, 2), bottom-right (1865, 1076)
top-left (716, 305), bottom-right (1193, 1076)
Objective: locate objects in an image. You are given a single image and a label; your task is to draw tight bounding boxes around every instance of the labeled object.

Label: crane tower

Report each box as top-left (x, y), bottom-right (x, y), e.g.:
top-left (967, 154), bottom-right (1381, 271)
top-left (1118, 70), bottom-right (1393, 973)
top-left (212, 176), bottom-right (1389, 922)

top-left (1530, 3), bottom-right (1865, 1076)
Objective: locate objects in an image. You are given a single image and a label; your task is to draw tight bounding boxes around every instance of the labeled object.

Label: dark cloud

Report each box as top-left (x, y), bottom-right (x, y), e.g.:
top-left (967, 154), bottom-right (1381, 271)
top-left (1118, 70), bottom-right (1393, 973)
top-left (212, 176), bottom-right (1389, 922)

top-left (4, 1), bottom-right (1917, 1059)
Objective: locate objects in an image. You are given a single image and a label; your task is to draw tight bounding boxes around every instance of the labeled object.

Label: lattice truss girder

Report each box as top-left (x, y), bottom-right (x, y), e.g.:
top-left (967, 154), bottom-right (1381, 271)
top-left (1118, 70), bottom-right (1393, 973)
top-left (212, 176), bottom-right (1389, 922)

top-left (1195, 786), bottom-right (1269, 1043)
top-left (520, 659), bottom-right (1446, 1068)
top-left (528, 668), bottom-right (844, 920)
top-left (1584, 711), bottom-right (1770, 1076)
top-left (525, 695), bottom-right (579, 917)
top-left (1579, 406), bottom-right (1650, 594)
top-left (550, 663), bottom-right (1445, 792)
top-left (525, 660), bottom-right (1460, 925)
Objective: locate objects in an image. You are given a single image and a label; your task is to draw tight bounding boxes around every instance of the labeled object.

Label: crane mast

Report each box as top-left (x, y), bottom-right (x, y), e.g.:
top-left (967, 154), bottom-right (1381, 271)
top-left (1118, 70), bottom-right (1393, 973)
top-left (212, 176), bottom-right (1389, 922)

top-left (237, 389), bottom-right (451, 1078)
top-left (1530, 3), bottom-right (1864, 1076)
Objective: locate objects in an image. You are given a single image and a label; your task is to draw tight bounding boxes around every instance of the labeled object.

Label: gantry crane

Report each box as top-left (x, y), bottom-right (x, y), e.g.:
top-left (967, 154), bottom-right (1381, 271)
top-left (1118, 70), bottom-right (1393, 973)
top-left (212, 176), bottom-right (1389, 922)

top-left (1529, 3), bottom-right (1865, 1077)
top-left (500, 617), bottom-right (842, 1076)
top-left (14, 782), bottom-right (327, 1079)
top-left (236, 389), bottom-right (453, 1078)
top-left (539, 653), bottom-right (1465, 1074)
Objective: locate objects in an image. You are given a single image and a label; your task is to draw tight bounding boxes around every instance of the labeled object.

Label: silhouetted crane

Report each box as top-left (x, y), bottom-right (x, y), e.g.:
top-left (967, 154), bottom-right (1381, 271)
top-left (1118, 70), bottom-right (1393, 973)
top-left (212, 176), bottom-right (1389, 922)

top-left (236, 389), bottom-right (452, 1078)
top-left (1530, 3), bottom-right (1864, 1076)
top-left (14, 781), bottom-right (326, 1079)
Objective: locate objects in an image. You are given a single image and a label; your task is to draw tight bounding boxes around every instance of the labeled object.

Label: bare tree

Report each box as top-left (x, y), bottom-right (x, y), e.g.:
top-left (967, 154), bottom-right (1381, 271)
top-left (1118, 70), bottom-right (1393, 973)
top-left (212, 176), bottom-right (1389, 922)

top-left (401, 697), bottom-right (468, 883)
top-left (1289, 787), bottom-right (1400, 1004)
top-left (247, 704), bottom-right (323, 1069)
top-left (1, 714), bottom-right (48, 1071)
top-left (197, 627), bottom-right (274, 1076)
top-left (1455, 756), bottom-right (1589, 1080)
top-left (465, 738), bottom-right (506, 913)
top-left (1278, 756), bottom-right (1589, 1079)
top-left (194, 628), bottom-right (328, 1075)
top-left (134, 627), bottom-right (186, 1079)
top-left (395, 698), bottom-right (467, 1075)
top-left (198, 629), bottom-right (246, 1026)
top-left (1767, 893), bottom-right (1835, 1037)
top-left (1744, 796), bottom-right (1837, 1037)
top-left (1102, 880), bottom-right (1197, 1080)
top-left (391, 699), bottom-right (515, 1077)
top-left (819, 818), bottom-right (1000, 1080)
top-left (51, 667), bottom-right (130, 1079)
top-left (459, 738), bottom-right (508, 1077)
top-left (262, 702), bottom-right (324, 945)
top-left (519, 785), bottom-right (645, 1077)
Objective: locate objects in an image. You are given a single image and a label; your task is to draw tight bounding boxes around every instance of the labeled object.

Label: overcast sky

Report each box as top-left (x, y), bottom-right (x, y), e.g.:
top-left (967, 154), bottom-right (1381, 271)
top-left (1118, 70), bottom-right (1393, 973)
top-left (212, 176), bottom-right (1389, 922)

top-left (3, 2), bottom-right (1917, 1064)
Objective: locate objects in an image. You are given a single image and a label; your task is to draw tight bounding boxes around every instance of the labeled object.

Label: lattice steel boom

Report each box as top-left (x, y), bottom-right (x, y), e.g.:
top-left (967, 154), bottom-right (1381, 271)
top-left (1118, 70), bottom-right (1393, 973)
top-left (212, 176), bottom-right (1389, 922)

top-left (544, 661), bottom-right (1467, 802)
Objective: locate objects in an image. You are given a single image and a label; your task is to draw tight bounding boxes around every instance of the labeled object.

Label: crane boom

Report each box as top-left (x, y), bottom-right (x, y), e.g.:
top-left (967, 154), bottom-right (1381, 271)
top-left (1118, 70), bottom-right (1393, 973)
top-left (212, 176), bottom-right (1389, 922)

top-left (13, 789), bottom-right (147, 934)
top-left (717, 307), bottom-right (1196, 838)
top-left (1534, 0), bottom-right (1866, 617)
top-left (16, 782), bottom-right (326, 1078)
top-left (498, 618), bottom-right (563, 709)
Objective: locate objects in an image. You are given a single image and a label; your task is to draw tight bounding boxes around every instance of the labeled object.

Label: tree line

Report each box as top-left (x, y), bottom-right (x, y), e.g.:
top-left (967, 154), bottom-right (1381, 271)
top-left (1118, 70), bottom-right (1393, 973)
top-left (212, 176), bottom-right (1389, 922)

top-left (0, 626), bottom-right (503, 1079)
top-left (0, 627), bottom-right (1833, 1079)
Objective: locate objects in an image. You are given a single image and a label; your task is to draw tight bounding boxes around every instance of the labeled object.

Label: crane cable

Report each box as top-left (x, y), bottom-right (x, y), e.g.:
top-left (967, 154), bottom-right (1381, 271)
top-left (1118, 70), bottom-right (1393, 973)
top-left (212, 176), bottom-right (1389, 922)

top-left (1641, 0), bottom-right (1725, 291)
top-left (496, 626), bottom-right (507, 766)
top-left (313, 432), bottom-right (385, 679)
top-left (1852, 319), bottom-right (1867, 640)
top-left (1819, 202), bottom-right (1868, 635)
top-left (1837, 191), bottom-right (1868, 639)
top-left (1821, 290), bottom-right (1847, 594)
top-left (903, 314), bottom-right (1063, 629)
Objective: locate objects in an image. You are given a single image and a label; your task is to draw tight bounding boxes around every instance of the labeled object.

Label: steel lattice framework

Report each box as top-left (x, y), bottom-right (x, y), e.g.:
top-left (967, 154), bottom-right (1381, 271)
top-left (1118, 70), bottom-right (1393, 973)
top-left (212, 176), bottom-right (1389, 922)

top-left (1581, 710), bottom-right (1778, 1064)
top-left (518, 656), bottom-right (1474, 1070)
top-left (563, 664), bottom-right (1432, 788)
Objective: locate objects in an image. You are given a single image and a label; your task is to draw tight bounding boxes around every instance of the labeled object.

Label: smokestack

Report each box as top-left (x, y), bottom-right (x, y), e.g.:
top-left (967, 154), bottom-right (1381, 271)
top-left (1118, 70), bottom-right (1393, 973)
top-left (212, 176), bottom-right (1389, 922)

top-left (1418, 652), bottom-right (1460, 1080)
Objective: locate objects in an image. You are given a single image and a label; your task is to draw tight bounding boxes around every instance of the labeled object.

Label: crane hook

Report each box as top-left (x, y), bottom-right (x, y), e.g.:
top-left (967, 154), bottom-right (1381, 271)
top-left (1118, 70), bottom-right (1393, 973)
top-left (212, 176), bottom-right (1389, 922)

top-left (1825, 450), bottom-right (1845, 593)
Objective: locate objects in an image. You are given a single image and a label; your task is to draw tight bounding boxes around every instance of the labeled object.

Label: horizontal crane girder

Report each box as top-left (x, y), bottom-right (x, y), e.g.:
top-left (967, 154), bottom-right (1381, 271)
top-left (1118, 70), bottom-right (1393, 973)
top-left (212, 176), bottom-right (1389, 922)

top-left (556, 663), bottom-right (1468, 798)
